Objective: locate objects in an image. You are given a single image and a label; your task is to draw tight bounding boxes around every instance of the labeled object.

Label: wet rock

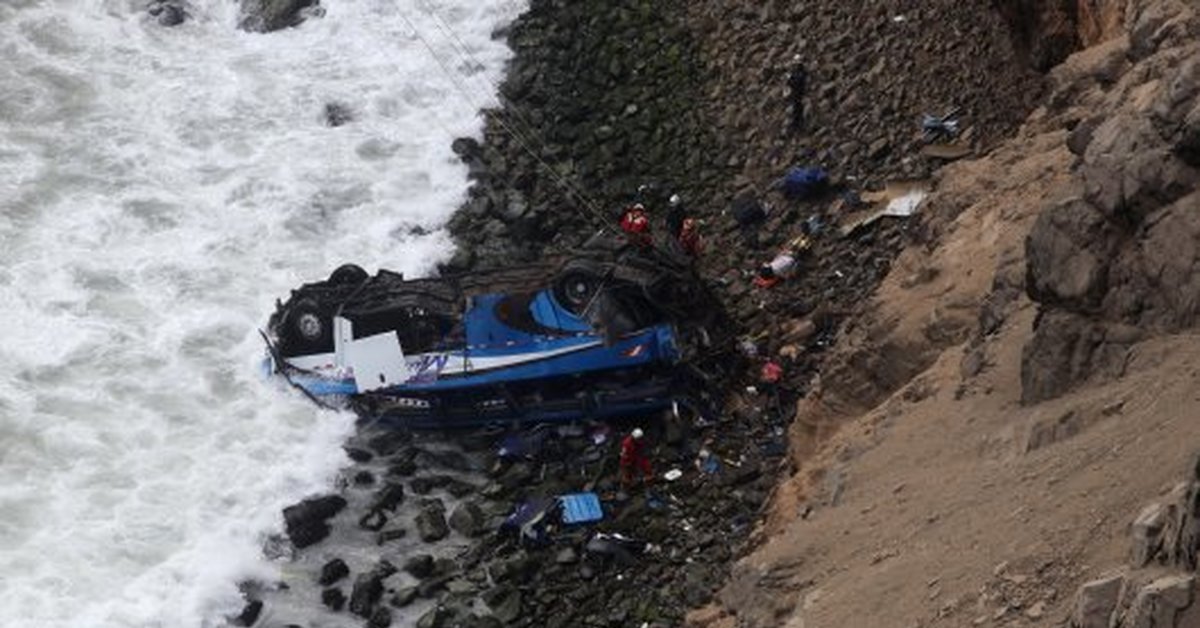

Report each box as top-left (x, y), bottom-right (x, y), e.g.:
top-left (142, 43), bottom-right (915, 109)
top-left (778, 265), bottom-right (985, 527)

top-left (449, 501), bottom-right (488, 538)
top-left (367, 606), bottom-right (392, 628)
top-left (282, 495), bottom-right (347, 549)
top-left (416, 605), bottom-right (455, 628)
top-left (239, 0), bottom-right (321, 33)
top-left (555, 547), bottom-right (578, 564)
top-left (417, 575), bottom-right (451, 599)
top-left (367, 431), bottom-right (410, 457)
top-left (353, 470), bottom-right (375, 486)
top-left (324, 102), bottom-right (353, 127)
top-left (390, 586), bottom-right (418, 608)
top-left (410, 475), bottom-right (451, 495)
top-left (445, 478), bottom-right (478, 498)
top-left (372, 483), bottom-right (405, 512)
top-left (321, 587), bottom-right (346, 612)
top-left (451, 137), bottom-right (482, 159)
top-left (376, 528), bottom-right (406, 545)
top-left (358, 509), bottom-right (387, 532)
top-left (231, 599), bottom-right (262, 627)
top-left (482, 585), bottom-right (522, 624)
top-left (318, 558), bottom-right (349, 586)
top-left (349, 571), bottom-right (386, 618)
top-left (416, 499), bottom-right (450, 542)
top-left (404, 554), bottom-right (435, 579)
top-left (487, 553), bottom-right (537, 584)
top-left (147, 1), bottom-right (188, 27)
top-left (344, 447), bottom-right (373, 463)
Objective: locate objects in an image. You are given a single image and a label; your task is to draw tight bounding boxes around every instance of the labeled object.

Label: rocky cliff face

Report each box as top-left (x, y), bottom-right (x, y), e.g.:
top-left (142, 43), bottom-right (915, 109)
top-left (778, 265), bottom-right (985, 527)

top-left (1021, 0), bottom-right (1200, 403)
top-left (689, 1), bottom-right (1200, 626)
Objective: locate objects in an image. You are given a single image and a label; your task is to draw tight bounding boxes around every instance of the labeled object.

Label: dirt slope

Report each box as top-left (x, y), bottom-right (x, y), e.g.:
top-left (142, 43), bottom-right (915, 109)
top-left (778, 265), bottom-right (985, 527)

top-left (690, 1), bottom-right (1200, 626)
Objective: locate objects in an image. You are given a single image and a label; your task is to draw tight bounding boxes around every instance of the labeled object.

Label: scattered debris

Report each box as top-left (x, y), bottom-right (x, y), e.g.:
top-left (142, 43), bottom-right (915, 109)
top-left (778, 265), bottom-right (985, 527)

top-left (560, 492), bottom-right (604, 524)
top-left (921, 109), bottom-right (961, 142)
top-left (921, 143), bottom-right (973, 161)
top-left (839, 180), bottom-right (931, 236)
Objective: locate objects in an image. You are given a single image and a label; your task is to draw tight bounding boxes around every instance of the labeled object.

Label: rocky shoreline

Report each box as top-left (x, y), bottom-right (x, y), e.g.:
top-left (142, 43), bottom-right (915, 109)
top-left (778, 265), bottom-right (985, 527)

top-left (253, 1), bottom-right (1052, 627)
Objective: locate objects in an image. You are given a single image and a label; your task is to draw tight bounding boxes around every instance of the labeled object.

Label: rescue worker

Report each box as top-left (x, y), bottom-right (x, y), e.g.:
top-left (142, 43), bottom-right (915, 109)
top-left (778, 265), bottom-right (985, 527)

top-left (760, 357), bottom-right (784, 413)
top-left (619, 202), bottom-right (652, 249)
top-left (678, 217), bottom-right (703, 257)
top-left (619, 428), bottom-right (653, 490)
top-left (730, 190), bottom-right (770, 249)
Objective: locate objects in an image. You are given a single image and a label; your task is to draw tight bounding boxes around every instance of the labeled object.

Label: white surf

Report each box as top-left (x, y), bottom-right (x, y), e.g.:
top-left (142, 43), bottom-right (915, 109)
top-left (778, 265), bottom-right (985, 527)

top-left (0, 0), bottom-right (522, 626)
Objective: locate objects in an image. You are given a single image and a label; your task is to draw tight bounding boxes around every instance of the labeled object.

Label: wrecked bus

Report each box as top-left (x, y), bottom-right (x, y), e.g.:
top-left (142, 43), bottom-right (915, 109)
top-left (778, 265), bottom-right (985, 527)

top-left (263, 234), bottom-right (725, 428)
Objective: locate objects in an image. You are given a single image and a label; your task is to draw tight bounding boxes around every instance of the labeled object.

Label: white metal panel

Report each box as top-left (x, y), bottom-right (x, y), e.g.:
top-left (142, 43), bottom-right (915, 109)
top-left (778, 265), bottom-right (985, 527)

top-left (344, 330), bottom-right (406, 393)
top-left (333, 316), bottom-right (354, 367)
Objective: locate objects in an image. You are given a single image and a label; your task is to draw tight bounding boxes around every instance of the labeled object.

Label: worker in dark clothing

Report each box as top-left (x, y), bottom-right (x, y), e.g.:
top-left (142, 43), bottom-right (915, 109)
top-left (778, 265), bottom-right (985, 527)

top-left (665, 194), bottom-right (686, 240)
top-left (787, 56), bottom-right (808, 135)
top-left (730, 190), bottom-right (770, 249)
top-left (619, 428), bottom-right (653, 490)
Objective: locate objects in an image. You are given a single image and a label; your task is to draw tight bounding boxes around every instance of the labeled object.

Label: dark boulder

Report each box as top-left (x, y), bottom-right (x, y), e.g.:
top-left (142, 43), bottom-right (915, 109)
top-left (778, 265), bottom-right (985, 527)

top-left (281, 495), bottom-right (346, 548)
top-left (239, 0), bottom-right (322, 33)
top-left (372, 483), bottom-right (405, 511)
top-left (449, 501), bottom-right (488, 538)
top-left (318, 558), bottom-right (349, 586)
top-left (403, 554), bottom-right (435, 579)
top-left (481, 585), bottom-right (522, 624)
top-left (415, 499), bottom-right (450, 542)
top-left (147, 1), bottom-right (188, 27)
top-left (1020, 311), bottom-right (1132, 403)
top-left (321, 587), bottom-right (345, 612)
top-left (390, 586), bottom-right (419, 608)
top-left (324, 102), bottom-right (353, 127)
top-left (366, 431), bottom-right (410, 457)
top-left (353, 470), bottom-right (375, 486)
top-left (231, 599), bottom-right (262, 627)
top-left (367, 606), bottom-right (392, 628)
top-left (344, 447), bottom-right (373, 463)
top-left (349, 571), bottom-right (386, 618)
top-left (358, 509), bottom-right (387, 532)
top-left (1024, 198), bottom-right (1120, 310)
top-left (376, 528), bottom-right (406, 545)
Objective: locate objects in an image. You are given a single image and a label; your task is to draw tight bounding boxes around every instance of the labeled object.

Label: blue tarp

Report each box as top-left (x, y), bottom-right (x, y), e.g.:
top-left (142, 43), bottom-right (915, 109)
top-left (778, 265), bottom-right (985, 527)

top-left (502, 497), bottom-right (556, 545)
top-left (559, 492), bottom-right (603, 524)
top-left (781, 167), bottom-right (828, 200)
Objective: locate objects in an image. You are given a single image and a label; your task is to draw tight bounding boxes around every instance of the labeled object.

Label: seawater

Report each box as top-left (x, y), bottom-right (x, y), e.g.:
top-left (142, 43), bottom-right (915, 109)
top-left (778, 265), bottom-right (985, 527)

top-left (0, 1), bottom-right (522, 626)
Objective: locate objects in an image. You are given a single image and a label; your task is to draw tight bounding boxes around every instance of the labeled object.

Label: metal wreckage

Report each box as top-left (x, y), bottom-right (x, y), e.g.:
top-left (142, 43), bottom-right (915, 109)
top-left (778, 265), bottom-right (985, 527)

top-left (263, 233), bottom-right (732, 428)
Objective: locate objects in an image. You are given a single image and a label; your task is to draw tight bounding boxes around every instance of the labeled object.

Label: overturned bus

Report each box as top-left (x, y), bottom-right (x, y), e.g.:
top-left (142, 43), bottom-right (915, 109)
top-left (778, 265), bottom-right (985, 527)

top-left (263, 234), bottom-right (727, 428)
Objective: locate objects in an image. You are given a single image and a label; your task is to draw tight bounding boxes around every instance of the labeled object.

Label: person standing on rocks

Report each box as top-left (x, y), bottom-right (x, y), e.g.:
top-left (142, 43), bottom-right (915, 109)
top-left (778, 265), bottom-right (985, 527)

top-left (619, 202), bottom-right (652, 249)
top-left (619, 428), bottom-right (653, 490)
top-left (678, 218), bottom-right (703, 257)
top-left (665, 194), bottom-right (686, 240)
top-left (730, 190), bottom-right (770, 249)
top-left (787, 55), bottom-right (808, 135)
